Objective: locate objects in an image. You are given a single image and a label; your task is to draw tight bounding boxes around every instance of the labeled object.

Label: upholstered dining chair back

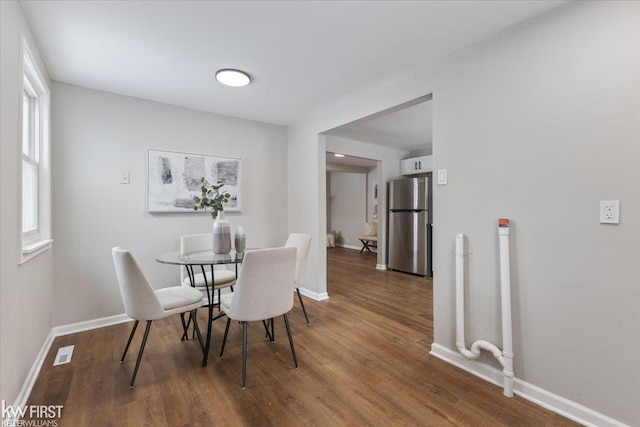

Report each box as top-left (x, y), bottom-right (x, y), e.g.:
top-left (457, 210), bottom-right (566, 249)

top-left (180, 233), bottom-right (236, 291)
top-left (226, 247), bottom-right (296, 322)
top-left (112, 247), bottom-right (204, 388)
top-left (112, 247), bottom-right (164, 321)
top-left (180, 233), bottom-right (213, 281)
top-left (284, 233), bottom-right (311, 288)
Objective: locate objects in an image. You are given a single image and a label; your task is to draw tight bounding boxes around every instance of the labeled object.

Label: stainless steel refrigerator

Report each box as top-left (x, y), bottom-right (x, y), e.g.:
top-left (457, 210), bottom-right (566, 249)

top-left (388, 176), bottom-right (432, 276)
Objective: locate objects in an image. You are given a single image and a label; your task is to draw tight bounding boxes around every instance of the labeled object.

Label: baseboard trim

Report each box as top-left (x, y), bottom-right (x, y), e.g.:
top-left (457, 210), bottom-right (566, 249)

top-left (11, 329), bottom-right (55, 414)
top-left (52, 313), bottom-right (132, 337)
top-left (336, 243), bottom-right (378, 253)
top-left (429, 343), bottom-right (629, 427)
top-left (376, 264), bottom-right (387, 270)
top-left (336, 243), bottom-right (361, 251)
top-left (298, 287), bottom-right (329, 301)
top-left (13, 313), bottom-right (132, 416)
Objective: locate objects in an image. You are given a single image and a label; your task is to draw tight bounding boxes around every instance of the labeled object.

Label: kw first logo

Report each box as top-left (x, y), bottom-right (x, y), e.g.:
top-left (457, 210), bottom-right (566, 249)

top-left (2, 401), bottom-right (62, 426)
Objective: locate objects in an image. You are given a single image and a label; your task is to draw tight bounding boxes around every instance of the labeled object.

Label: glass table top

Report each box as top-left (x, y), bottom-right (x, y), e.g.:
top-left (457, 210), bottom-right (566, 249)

top-left (155, 249), bottom-right (245, 266)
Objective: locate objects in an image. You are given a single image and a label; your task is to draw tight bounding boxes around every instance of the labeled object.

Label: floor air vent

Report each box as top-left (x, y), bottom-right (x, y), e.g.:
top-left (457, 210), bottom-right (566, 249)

top-left (53, 345), bottom-right (74, 366)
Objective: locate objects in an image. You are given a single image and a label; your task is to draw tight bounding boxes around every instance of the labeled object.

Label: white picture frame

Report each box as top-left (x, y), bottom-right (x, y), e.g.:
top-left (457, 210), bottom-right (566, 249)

top-left (148, 149), bottom-right (242, 213)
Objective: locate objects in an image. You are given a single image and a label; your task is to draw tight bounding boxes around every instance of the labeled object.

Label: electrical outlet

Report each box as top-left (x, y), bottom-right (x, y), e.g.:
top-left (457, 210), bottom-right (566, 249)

top-left (600, 200), bottom-right (620, 224)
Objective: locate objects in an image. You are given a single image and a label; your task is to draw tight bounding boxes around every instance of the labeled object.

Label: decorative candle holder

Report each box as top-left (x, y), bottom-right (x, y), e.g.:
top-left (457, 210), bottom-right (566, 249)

top-left (234, 226), bottom-right (246, 253)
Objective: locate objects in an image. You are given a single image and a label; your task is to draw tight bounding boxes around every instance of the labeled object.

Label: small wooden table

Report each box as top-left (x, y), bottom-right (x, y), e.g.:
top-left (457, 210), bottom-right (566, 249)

top-left (358, 236), bottom-right (378, 253)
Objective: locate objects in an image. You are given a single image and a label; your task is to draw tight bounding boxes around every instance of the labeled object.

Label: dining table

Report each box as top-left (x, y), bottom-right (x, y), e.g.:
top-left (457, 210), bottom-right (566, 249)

top-left (155, 249), bottom-right (245, 367)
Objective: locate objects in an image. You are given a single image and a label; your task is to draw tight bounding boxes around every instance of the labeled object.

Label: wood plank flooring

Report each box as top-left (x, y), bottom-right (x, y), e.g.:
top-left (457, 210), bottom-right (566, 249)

top-left (26, 247), bottom-right (580, 426)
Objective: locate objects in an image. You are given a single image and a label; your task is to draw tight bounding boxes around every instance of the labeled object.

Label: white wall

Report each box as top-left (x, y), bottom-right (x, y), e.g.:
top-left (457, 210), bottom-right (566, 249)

top-left (0, 0), bottom-right (54, 406)
top-left (408, 148), bottom-right (431, 157)
top-left (288, 2), bottom-right (639, 425)
top-left (51, 83), bottom-right (288, 325)
top-left (325, 136), bottom-right (408, 269)
top-left (432, 2), bottom-right (640, 425)
top-left (328, 172), bottom-right (366, 247)
top-left (367, 166), bottom-right (378, 223)
top-left (287, 127), bottom-right (327, 299)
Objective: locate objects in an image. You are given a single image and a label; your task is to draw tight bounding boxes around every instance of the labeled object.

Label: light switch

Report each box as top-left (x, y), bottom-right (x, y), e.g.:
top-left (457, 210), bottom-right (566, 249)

top-left (120, 172), bottom-right (130, 184)
top-left (437, 169), bottom-right (448, 185)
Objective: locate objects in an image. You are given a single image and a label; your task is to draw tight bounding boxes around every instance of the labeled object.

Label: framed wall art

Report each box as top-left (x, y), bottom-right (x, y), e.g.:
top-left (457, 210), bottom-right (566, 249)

top-left (148, 149), bottom-right (242, 213)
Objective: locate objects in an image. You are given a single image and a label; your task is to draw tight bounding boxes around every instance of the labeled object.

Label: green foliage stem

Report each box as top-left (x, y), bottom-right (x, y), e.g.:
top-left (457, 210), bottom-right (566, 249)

top-left (192, 177), bottom-right (231, 219)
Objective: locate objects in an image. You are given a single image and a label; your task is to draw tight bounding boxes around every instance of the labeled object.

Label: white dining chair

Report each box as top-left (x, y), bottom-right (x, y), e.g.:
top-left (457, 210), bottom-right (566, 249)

top-left (112, 247), bottom-right (204, 388)
top-left (218, 247), bottom-right (297, 388)
top-left (180, 233), bottom-right (236, 306)
top-left (284, 233), bottom-right (312, 324)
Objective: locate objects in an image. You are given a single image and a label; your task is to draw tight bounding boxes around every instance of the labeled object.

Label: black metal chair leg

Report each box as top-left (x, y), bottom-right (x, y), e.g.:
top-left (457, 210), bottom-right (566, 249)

top-left (130, 320), bottom-right (152, 388)
top-left (262, 320), bottom-right (273, 341)
top-left (192, 316), bottom-right (196, 339)
top-left (241, 321), bottom-right (248, 388)
top-left (180, 313), bottom-right (191, 341)
top-left (192, 310), bottom-right (204, 350)
top-left (219, 317), bottom-right (231, 358)
top-left (202, 303), bottom-right (215, 367)
top-left (296, 288), bottom-right (310, 325)
top-left (121, 320), bottom-right (139, 362)
top-left (263, 318), bottom-right (275, 341)
top-left (283, 314), bottom-right (298, 368)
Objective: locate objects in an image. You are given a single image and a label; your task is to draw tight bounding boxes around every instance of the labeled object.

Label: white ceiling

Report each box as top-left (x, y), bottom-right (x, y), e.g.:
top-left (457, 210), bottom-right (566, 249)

top-left (22, 0), bottom-right (567, 129)
top-left (328, 99), bottom-right (433, 153)
top-left (326, 152), bottom-right (377, 169)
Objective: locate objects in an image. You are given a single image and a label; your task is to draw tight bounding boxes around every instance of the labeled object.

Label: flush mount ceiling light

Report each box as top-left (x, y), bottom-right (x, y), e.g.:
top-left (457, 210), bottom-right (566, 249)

top-left (215, 69), bottom-right (251, 87)
top-left (334, 153), bottom-right (345, 157)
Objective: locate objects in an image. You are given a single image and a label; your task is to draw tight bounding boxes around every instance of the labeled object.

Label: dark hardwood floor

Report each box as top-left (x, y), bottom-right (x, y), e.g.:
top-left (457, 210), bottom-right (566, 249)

top-left (26, 247), bottom-right (579, 426)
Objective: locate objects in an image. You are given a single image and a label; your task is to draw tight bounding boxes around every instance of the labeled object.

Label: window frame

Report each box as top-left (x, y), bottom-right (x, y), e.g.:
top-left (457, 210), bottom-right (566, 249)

top-left (19, 36), bottom-right (52, 264)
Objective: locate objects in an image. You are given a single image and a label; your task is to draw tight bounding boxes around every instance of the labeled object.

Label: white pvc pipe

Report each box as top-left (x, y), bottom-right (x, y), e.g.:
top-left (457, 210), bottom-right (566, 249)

top-left (455, 221), bottom-right (514, 397)
top-left (455, 234), bottom-right (476, 359)
top-left (499, 224), bottom-right (514, 397)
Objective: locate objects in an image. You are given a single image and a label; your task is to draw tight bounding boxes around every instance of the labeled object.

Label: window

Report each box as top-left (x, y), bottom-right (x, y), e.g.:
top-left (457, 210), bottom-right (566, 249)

top-left (20, 37), bottom-right (51, 263)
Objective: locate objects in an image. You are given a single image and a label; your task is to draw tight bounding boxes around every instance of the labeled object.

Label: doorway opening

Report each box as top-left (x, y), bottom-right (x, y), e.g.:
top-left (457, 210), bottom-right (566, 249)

top-left (321, 94), bottom-right (433, 296)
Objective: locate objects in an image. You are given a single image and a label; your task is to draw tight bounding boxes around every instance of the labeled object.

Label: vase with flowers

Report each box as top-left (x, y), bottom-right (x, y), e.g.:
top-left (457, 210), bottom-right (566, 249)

top-left (192, 178), bottom-right (232, 254)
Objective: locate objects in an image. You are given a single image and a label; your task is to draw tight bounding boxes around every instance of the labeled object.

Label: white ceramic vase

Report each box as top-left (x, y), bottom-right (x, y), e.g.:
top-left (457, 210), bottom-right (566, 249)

top-left (212, 211), bottom-right (231, 254)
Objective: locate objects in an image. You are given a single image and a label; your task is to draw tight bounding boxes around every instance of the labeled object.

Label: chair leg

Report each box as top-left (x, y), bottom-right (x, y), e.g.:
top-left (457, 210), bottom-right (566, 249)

top-left (241, 321), bottom-right (248, 388)
top-left (130, 320), bottom-right (152, 388)
top-left (180, 311), bottom-right (196, 341)
top-left (192, 311), bottom-right (197, 339)
top-left (191, 310), bottom-right (204, 350)
top-left (202, 303), bottom-right (214, 367)
top-left (219, 317), bottom-right (231, 358)
top-left (296, 288), bottom-right (310, 325)
top-left (262, 320), bottom-right (273, 341)
top-left (283, 313), bottom-right (298, 368)
top-left (121, 320), bottom-right (139, 362)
